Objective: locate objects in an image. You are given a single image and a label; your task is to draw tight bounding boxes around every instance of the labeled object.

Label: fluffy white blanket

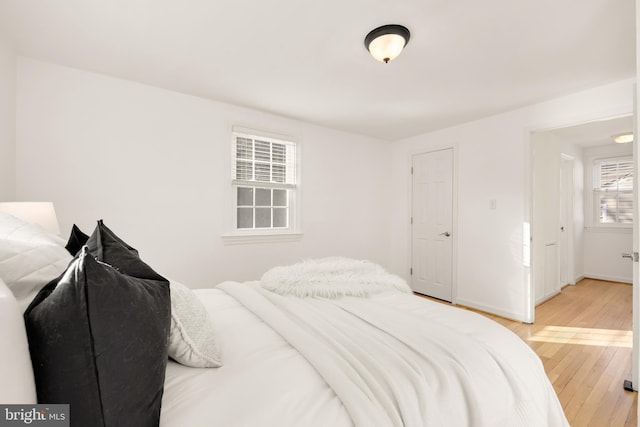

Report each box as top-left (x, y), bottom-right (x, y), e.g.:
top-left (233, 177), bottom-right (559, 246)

top-left (260, 257), bottom-right (411, 298)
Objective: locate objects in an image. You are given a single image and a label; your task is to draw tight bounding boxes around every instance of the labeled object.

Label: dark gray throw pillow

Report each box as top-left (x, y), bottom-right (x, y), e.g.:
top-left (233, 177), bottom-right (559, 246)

top-left (24, 247), bottom-right (170, 427)
top-left (64, 224), bottom-right (89, 256)
top-left (86, 220), bottom-right (152, 278)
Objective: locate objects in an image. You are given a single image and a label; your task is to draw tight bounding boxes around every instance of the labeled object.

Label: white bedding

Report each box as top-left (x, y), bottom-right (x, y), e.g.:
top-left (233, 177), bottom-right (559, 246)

top-left (0, 215), bottom-right (566, 426)
top-left (161, 284), bottom-right (569, 427)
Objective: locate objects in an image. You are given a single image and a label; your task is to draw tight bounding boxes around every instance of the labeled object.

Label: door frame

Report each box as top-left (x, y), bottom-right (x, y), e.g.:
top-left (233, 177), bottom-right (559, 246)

top-left (525, 114), bottom-right (634, 324)
top-left (525, 113), bottom-right (635, 341)
top-left (632, 81), bottom-right (638, 393)
top-left (407, 145), bottom-right (459, 302)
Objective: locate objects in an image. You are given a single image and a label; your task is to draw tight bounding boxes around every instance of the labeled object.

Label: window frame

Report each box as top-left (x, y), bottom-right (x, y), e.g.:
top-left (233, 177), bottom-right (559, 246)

top-left (587, 154), bottom-right (634, 229)
top-left (222, 126), bottom-right (302, 244)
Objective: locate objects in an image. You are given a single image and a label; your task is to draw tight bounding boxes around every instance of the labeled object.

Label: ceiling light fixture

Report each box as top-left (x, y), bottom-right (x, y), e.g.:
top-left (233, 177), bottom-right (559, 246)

top-left (364, 24), bottom-right (410, 64)
top-left (613, 133), bottom-right (634, 144)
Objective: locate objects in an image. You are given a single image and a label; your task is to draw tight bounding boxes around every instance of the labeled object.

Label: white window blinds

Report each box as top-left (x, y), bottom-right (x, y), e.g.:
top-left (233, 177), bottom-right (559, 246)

top-left (593, 158), bottom-right (633, 224)
top-left (232, 133), bottom-right (296, 187)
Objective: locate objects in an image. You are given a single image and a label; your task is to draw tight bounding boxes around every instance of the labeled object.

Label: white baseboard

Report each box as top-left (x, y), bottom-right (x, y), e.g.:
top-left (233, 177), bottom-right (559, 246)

top-left (582, 273), bottom-right (632, 284)
top-left (535, 290), bottom-right (561, 306)
top-left (454, 297), bottom-right (523, 322)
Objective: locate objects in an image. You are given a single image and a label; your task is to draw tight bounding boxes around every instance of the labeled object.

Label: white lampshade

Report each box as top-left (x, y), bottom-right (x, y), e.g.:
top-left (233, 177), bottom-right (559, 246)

top-left (365, 24), bottom-right (411, 63)
top-left (0, 202), bottom-right (61, 235)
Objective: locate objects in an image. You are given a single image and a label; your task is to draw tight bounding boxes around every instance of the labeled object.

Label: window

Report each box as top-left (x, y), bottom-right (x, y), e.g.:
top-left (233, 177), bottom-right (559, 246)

top-left (230, 129), bottom-right (298, 234)
top-left (593, 157), bottom-right (633, 225)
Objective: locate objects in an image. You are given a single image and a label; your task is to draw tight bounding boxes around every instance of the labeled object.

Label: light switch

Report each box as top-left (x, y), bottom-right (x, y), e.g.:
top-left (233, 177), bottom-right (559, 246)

top-left (489, 199), bottom-right (497, 210)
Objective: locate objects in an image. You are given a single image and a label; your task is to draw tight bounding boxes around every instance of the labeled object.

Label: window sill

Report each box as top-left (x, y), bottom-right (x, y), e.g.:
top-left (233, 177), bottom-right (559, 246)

top-left (584, 226), bottom-right (632, 234)
top-left (221, 231), bottom-right (303, 245)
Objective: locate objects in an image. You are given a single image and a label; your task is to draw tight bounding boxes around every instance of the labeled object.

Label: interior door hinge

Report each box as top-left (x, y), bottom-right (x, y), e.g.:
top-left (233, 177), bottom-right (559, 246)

top-left (411, 167), bottom-right (413, 174)
top-left (410, 267), bottom-right (413, 275)
top-left (635, 252), bottom-right (639, 262)
top-left (410, 217), bottom-right (413, 225)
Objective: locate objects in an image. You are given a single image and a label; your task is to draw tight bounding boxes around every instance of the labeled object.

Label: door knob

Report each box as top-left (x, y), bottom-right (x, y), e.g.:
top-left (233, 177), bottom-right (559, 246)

top-left (440, 231), bottom-right (451, 237)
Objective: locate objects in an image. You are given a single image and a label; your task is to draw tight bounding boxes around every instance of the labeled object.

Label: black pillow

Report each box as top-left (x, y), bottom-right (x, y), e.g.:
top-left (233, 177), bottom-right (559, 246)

top-left (64, 224), bottom-right (89, 256)
top-left (85, 220), bottom-right (153, 278)
top-left (24, 247), bottom-right (170, 427)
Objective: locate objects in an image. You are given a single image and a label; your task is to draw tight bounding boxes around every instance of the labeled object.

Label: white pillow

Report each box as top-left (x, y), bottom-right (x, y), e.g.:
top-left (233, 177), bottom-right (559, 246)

top-left (0, 213), bottom-right (72, 312)
top-left (168, 280), bottom-right (222, 368)
top-left (0, 277), bottom-right (37, 403)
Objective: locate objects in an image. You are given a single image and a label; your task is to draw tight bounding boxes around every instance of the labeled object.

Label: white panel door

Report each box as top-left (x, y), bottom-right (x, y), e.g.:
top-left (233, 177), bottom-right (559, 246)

top-left (411, 149), bottom-right (453, 301)
top-left (558, 155), bottom-right (575, 288)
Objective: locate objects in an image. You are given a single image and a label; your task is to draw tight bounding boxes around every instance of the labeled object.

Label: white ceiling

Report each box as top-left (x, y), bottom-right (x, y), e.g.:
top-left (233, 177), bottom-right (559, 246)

top-left (0, 0), bottom-right (635, 141)
top-left (547, 115), bottom-right (634, 147)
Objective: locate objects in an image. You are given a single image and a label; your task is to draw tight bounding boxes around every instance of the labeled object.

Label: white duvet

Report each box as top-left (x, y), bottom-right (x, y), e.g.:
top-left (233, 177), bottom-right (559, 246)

top-left (161, 283), bottom-right (569, 427)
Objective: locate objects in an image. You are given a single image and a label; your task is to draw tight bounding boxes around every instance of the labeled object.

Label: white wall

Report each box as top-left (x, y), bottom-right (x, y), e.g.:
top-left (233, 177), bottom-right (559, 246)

top-left (532, 133), bottom-right (561, 302)
top-left (10, 55), bottom-right (636, 320)
top-left (0, 35), bottom-right (15, 200)
top-left (15, 57), bottom-right (392, 287)
top-left (531, 131), bottom-right (585, 303)
top-left (582, 144), bottom-right (633, 283)
top-left (389, 79), bottom-right (634, 321)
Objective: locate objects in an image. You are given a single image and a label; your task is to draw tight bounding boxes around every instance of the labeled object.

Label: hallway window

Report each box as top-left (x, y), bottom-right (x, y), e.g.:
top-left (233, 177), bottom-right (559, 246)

top-left (593, 157), bottom-right (633, 225)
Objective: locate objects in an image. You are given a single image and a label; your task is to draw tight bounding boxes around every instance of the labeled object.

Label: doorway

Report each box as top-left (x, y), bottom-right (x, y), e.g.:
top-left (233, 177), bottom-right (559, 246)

top-left (531, 116), bottom-right (633, 307)
top-left (529, 115), bottom-right (635, 389)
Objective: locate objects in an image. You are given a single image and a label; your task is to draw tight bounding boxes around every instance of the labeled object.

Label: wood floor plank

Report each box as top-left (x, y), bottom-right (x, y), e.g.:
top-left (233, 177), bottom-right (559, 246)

top-left (522, 280), bottom-right (636, 426)
top-left (417, 278), bottom-right (637, 426)
top-left (573, 347), bottom-right (629, 426)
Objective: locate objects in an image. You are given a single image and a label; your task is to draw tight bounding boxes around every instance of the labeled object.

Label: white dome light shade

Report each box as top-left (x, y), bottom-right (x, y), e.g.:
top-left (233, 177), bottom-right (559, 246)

top-left (365, 25), bottom-right (410, 64)
top-left (613, 133), bottom-right (634, 144)
top-left (368, 34), bottom-right (407, 63)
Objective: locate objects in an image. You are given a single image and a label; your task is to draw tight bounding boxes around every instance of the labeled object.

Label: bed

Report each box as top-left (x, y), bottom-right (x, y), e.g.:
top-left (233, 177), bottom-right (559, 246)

top-left (0, 213), bottom-right (569, 427)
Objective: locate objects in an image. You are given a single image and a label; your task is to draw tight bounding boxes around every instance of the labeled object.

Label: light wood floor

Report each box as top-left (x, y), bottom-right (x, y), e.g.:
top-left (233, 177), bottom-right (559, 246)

top-left (424, 278), bottom-right (637, 426)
